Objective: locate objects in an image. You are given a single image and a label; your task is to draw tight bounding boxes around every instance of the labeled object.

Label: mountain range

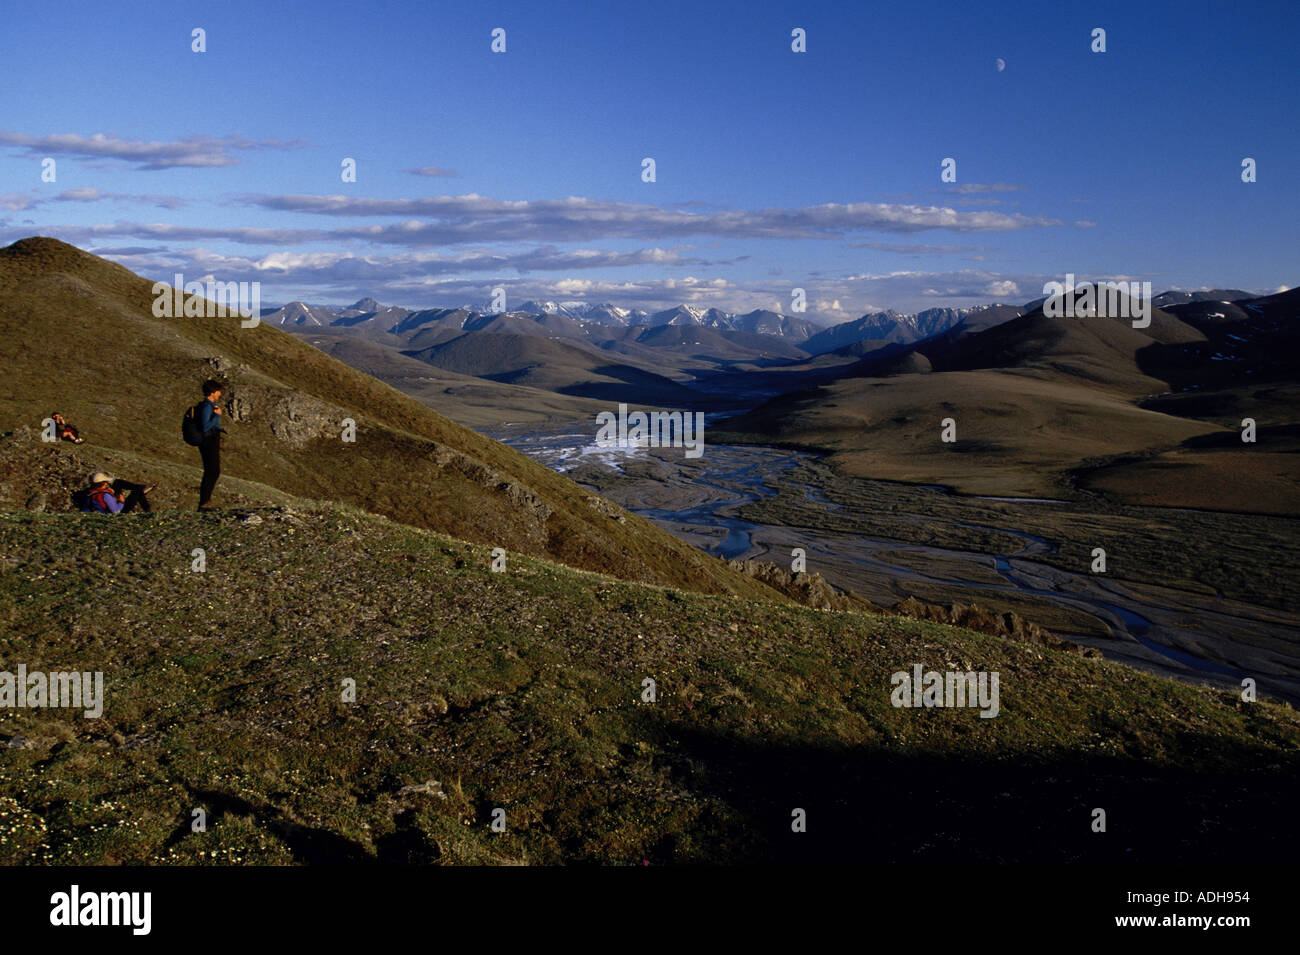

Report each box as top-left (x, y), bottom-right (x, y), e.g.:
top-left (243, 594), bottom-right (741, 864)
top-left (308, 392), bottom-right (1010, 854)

top-left (258, 281), bottom-right (1299, 512)
top-left (263, 297), bottom-right (823, 342)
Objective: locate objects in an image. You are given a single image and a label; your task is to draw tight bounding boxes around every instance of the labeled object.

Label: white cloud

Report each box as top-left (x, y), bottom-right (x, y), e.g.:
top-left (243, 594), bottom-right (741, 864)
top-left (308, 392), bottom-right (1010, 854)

top-left (0, 131), bottom-right (307, 169)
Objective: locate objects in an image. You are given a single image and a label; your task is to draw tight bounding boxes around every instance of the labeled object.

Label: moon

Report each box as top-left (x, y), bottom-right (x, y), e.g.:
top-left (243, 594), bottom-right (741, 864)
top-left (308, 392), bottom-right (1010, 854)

top-left (995, 57), bottom-right (1006, 72)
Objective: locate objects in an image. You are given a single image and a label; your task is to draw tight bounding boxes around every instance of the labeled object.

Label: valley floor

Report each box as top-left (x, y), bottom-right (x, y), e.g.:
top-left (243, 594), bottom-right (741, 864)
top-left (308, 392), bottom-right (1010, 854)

top-left (489, 423), bottom-right (1300, 705)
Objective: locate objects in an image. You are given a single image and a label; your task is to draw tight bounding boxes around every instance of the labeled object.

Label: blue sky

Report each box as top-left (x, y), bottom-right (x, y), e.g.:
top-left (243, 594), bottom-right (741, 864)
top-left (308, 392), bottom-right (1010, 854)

top-left (1, 0), bottom-right (1295, 323)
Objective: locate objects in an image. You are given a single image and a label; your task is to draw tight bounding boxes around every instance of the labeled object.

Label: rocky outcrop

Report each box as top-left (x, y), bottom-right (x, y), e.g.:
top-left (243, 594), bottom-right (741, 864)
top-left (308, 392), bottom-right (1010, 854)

top-left (0, 426), bottom-right (96, 511)
top-left (585, 495), bottom-right (627, 523)
top-left (429, 442), bottom-right (553, 524)
top-left (264, 393), bottom-right (341, 445)
top-left (891, 596), bottom-right (1101, 657)
top-left (201, 357), bottom-right (340, 445)
top-left (726, 558), bottom-right (868, 611)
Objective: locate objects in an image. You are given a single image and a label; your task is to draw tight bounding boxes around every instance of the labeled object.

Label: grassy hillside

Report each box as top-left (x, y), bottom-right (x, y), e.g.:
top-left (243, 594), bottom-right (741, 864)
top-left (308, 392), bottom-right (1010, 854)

top-left (1077, 288), bottom-right (1300, 514)
top-left (715, 368), bottom-right (1217, 498)
top-left (403, 331), bottom-right (706, 406)
top-left (297, 331), bottom-right (612, 428)
top-left (0, 237), bottom-right (781, 601)
top-left (1, 504), bottom-right (1296, 864)
top-left (713, 291), bottom-right (1292, 502)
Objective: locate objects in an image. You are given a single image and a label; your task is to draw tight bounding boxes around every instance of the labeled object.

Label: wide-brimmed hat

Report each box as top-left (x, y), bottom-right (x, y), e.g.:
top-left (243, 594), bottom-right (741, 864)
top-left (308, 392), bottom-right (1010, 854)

top-left (90, 471), bottom-right (112, 485)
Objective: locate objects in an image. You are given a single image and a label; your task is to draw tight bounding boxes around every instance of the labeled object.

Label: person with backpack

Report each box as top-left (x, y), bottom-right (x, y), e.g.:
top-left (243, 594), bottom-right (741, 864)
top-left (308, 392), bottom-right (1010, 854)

top-left (76, 472), bottom-right (155, 514)
top-left (186, 379), bottom-right (225, 511)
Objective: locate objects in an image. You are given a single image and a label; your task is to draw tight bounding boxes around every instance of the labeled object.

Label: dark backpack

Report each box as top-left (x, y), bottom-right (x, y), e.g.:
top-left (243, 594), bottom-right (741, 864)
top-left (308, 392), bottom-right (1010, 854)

top-left (181, 404), bottom-right (204, 446)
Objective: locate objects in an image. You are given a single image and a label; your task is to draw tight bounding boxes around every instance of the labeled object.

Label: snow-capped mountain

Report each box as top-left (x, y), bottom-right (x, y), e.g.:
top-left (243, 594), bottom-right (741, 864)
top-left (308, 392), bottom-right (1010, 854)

top-left (515, 300), bottom-right (650, 326)
top-left (263, 297), bottom-right (414, 329)
top-left (650, 304), bottom-right (715, 327)
top-left (263, 301), bottom-right (338, 327)
top-left (266, 294), bottom-right (829, 343)
top-left (801, 307), bottom-right (972, 355)
top-left (730, 309), bottom-right (819, 343)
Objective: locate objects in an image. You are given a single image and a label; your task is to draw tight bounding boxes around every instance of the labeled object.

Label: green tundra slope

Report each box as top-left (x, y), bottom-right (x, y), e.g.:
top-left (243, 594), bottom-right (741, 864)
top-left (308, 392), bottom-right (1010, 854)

top-left (0, 237), bottom-right (779, 601)
top-left (0, 504), bottom-right (1295, 864)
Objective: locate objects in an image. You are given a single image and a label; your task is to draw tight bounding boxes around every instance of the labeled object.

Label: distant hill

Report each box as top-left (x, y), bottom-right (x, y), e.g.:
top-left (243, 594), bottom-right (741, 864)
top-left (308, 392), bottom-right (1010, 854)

top-left (253, 284), bottom-right (1288, 452)
top-left (265, 298), bottom-right (818, 410)
top-left (1152, 289), bottom-right (1255, 308)
top-left (624, 323), bottom-right (809, 361)
top-left (1077, 286), bottom-right (1300, 513)
top-left (402, 332), bottom-right (707, 406)
top-left (297, 330), bottom-right (613, 428)
top-left (913, 286), bottom-right (1203, 390)
top-left (265, 296), bottom-right (820, 343)
top-left (712, 281), bottom-right (1300, 501)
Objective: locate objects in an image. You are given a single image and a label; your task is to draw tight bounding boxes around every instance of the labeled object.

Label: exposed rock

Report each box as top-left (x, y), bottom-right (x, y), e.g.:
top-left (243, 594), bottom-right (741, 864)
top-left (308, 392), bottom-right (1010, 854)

top-left (726, 558), bottom-right (867, 611)
top-left (397, 780), bottom-right (446, 799)
top-left (203, 356), bottom-right (245, 378)
top-left (267, 393), bottom-right (340, 445)
top-left (498, 480), bottom-right (553, 522)
top-left (225, 394), bottom-right (254, 423)
top-left (891, 596), bottom-right (1100, 657)
top-left (428, 442), bottom-right (552, 523)
top-left (586, 495), bottom-right (627, 523)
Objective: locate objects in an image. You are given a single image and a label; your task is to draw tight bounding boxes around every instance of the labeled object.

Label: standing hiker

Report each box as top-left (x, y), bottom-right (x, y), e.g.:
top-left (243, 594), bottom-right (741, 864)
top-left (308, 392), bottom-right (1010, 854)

top-left (193, 379), bottom-right (225, 511)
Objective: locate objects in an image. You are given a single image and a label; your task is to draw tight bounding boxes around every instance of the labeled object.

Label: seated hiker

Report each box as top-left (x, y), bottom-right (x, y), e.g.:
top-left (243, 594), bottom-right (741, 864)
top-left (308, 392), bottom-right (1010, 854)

top-left (50, 412), bottom-right (85, 444)
top-left (75, 472), bottom-right (156, 514)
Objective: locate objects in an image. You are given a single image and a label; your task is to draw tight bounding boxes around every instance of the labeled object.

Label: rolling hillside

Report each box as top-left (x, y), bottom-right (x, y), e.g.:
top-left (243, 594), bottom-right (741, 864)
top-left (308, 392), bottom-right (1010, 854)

top-left (2, 242), bottom-right (1296, 865)
top-left (402, 332), bottom-right (708, 405)
top-left (1077, 287), bottom-right (1300, 512)
top-left (0, 237), bottom-right (783, 600)
top-left (1, 501), bottom-right (1295, 863)
top-left (296, 331), bottom-right (613, 428)
top-left (714, 284), bottom-right (1276, 501)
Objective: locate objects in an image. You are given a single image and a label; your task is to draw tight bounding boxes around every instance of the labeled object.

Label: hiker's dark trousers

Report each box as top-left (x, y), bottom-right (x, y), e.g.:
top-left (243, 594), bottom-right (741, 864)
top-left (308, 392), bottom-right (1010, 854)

top-left (111, 480), bottom-right (151, 514)
top-left (198, 434), bottom-right (221, 506)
